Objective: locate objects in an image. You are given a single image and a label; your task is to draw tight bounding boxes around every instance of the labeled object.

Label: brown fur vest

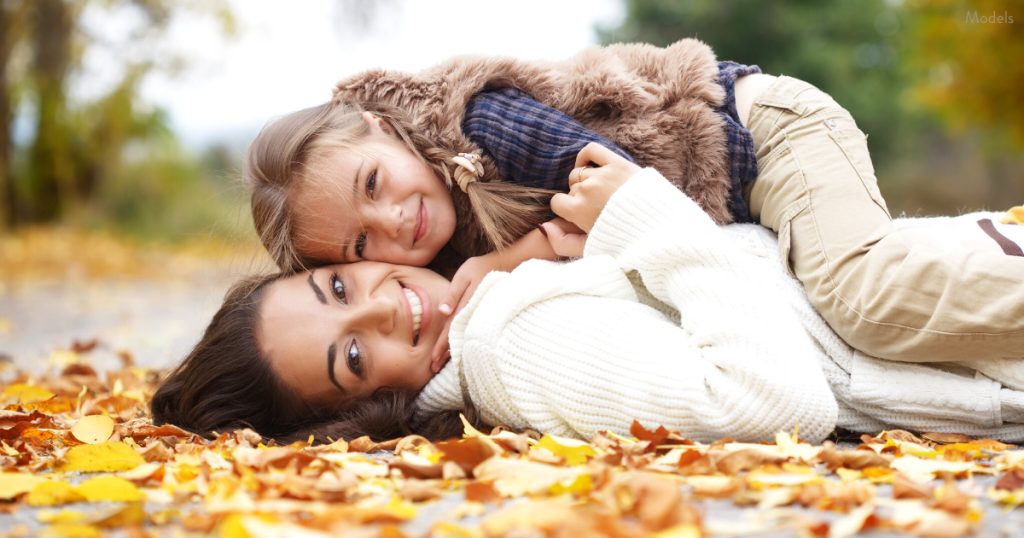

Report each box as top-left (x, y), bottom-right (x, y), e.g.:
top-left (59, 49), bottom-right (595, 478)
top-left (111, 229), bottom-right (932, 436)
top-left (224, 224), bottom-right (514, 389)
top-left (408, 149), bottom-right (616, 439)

top-left (332, 39), bottom-right (732, 257)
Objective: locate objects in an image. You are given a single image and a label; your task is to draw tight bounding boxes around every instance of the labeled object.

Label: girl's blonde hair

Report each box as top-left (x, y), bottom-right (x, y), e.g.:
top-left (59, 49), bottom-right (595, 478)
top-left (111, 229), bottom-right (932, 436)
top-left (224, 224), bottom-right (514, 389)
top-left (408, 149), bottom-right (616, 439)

top-left (243, 100), bottom-right (554, 272)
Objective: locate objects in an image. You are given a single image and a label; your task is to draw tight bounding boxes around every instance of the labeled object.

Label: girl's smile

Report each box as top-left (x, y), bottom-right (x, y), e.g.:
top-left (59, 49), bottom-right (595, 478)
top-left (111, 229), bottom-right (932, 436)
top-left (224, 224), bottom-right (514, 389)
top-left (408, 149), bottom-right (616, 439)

top-left (290, 112), bottom-right (457, 267)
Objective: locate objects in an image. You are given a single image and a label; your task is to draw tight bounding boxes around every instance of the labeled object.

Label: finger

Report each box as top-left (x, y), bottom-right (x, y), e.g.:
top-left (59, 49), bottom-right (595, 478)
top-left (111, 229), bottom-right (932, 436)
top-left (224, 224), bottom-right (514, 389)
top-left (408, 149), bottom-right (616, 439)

top-left (431, 327), bottom-right (451, 372)
top-left (568, 165), bottom-right (588, 188)
top-left (548, 217), bottom-right (585, 235)
top-left (574, 142), bottom-right (621, 169)
top-left (543, 222), bottom-right (587, 258)
top-left (439, 278), bottom-right (470, 315)
top-left (550, 192), bottom-right (579, 221)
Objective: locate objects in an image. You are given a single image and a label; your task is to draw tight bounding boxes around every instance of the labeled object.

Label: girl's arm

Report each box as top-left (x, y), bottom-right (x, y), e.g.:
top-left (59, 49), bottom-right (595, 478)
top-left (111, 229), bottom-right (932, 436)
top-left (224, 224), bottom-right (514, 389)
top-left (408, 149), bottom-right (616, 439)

top-left (430, 227), bottom-right (564, 367)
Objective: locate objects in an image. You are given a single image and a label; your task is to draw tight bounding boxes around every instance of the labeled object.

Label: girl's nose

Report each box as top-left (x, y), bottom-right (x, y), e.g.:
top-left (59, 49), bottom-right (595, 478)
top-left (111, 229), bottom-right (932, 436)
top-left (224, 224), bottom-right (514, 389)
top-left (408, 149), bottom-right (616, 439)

top-left (373, 204), bottom-right (403, 239)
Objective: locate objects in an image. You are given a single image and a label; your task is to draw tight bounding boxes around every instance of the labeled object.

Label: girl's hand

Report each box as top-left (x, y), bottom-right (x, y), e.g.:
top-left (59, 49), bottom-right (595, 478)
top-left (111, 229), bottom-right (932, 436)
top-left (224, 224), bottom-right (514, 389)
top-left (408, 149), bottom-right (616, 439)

top-left (538, 218), bottom-right (587, 258)
top-left (550, 143), bottom-right (642, 233)
top-left (431, 254), bottom-right (504, 371)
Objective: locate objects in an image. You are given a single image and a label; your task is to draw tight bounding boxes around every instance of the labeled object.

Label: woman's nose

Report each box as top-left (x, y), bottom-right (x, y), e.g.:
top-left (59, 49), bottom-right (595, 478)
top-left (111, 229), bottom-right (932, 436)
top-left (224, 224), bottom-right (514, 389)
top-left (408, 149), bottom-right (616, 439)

top-left (353, 293), bottom-right (395, 334)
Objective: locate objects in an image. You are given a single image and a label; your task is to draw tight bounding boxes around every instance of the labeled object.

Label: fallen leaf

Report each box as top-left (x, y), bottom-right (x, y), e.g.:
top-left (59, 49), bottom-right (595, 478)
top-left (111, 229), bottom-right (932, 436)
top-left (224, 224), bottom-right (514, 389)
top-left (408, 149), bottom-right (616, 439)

top-left (2, 384), bottom-right (56, 404)
top-left (76, 475), bottom-right (144, 502)
top-left (819, 442), bottom-right (891, 470)
top-left (71, 415), bottom-right (114, 444)
top-left (921, 432), bottom-right (972, 445)
top-left (25, 481), bottom-right (86, 506)
top-left (0, 473), bottom-right (47, 499)
top-left (995, 467), bottom-right (1024, 491)
top-left (535, 435), bottom-right (597, 466)
top-left (716, 448), bottom-right (787, 475)
top-left (52, 441), bottom-right (146, 472)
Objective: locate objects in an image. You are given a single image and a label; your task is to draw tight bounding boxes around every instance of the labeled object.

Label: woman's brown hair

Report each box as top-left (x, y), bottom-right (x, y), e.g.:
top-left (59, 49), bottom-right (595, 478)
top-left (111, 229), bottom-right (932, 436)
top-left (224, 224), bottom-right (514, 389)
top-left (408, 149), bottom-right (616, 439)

top-left (150, 274), bottom-right (490, 444)
top-left (243, 100), bottom-right (554, 272)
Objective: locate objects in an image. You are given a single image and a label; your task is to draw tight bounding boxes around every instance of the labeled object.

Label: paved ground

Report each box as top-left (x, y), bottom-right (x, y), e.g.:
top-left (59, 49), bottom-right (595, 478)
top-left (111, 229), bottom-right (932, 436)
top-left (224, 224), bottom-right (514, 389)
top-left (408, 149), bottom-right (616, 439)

top-left (3, 272), bottom-right (1024, 537)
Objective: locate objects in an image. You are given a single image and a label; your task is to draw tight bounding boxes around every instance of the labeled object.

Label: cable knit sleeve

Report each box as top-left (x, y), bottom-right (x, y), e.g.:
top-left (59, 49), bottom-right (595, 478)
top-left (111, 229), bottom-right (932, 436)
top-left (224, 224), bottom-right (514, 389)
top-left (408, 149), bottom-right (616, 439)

top-left (457, 168), bottom-right (837, 443)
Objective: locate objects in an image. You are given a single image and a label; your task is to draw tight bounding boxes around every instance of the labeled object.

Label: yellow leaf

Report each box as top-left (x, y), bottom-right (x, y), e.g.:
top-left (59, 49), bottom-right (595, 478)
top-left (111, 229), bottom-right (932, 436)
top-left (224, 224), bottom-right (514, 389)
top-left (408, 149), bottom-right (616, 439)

top-left (1, 383), bottom-right (55, 404)
top-left (89, 503), bottom-right (146, 527)
top-left (650, 524), bottom-right (701, 538)
top-left (38, 523), bottom-right (101, 538)
top-left (0, 473), bottom-right (48, 499)
top-left (71, 415), bottom-right (114, 445)
top-left (775, 431), bottom-right (820, 461)
top-left (548, 473), bottom-right (593, 496)
top-left (460, 413), bottom-right (486, 438)
top-left (48, 350), bottom-right (80, 367)
top-left (37, 509), bottom-right (86, 524)
top-left (1002, 206), bottom-right (1024, 225)
top-left (26, 481), bottom-right (86, 506)
top-left (76, 476), bottom-right (144, 502)
top-left (53, 442), bottom-right (146, 473)
top-left (218, 514), bottom-right (253, 538)
top-left (535, 435), bottom-right (596, 466)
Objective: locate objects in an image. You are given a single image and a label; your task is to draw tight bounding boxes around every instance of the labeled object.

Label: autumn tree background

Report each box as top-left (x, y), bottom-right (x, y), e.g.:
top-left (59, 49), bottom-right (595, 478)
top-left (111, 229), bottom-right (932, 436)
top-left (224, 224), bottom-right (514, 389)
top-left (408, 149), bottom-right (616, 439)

top-left (0, 0), bottom-right (240, 241)
top-left (603, 0), bottom-right (1024, 217)
top-left (0, 0), bottom-right (1021, 244)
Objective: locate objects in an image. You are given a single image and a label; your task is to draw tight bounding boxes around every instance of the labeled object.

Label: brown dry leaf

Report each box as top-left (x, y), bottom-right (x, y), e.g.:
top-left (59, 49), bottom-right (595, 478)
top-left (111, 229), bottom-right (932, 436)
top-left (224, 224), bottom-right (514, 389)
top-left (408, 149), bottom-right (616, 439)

top-left (607, 472), bottom-right (699, 531)
top-left (347, 436), bottom-right (401, 453)
top-left (71, 415), bottom-right (114, 445)
top-left (921, 432), bottom-right (972, 445)
top-left (995, 467), bottom-right (1024, 490)
top-left (398, 479), bottom-right (444, 502)
top-left (465, 480), bottom-right (502, 505)
top-left (893, 473), bottom-right (935, 500)
top-left (715, 448), bottom-right (788, 475)
top-left (436, 437), bottom-right (501, 476)
top-left (819, 442), bottom-right (891, 470)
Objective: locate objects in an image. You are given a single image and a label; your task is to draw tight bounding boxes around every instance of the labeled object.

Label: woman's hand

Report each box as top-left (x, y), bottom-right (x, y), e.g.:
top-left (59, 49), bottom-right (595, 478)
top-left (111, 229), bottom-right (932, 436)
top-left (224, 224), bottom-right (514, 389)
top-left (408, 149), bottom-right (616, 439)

top-left (551, 143), bottom-right (642, 233)
top-left (431, 253), bottom-right (504, 371)
top-left (538, 218), bottom-right (587, 258)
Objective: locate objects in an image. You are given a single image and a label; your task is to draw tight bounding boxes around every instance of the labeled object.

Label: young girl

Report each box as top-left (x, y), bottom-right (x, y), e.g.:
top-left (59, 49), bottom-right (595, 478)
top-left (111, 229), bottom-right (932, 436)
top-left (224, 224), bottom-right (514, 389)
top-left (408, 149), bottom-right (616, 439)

top-left (246, 39), bottom-right (1024, 368)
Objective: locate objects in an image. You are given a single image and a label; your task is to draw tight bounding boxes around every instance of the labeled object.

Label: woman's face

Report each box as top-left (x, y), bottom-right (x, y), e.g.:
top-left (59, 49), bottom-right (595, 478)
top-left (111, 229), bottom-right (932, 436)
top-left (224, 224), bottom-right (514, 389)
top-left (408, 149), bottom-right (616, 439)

top-left (291, 113), bottom-right (457, 267)
top-left (258, 262), bottom-right (451, 405)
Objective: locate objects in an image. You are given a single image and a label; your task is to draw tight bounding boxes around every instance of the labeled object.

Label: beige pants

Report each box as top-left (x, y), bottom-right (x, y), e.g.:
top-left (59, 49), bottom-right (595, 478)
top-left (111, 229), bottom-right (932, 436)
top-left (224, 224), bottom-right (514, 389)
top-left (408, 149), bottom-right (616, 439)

top-left (745, 76), bottom-right (1024, 362)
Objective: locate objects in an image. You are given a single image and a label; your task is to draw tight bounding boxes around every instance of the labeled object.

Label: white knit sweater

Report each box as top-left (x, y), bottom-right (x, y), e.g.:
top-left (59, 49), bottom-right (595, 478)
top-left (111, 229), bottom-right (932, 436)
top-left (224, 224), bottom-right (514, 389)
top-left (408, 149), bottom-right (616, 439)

top-left (415, 169), bottom-right (1024, 442)
top-left (415, 168), bottom-right (839, 443)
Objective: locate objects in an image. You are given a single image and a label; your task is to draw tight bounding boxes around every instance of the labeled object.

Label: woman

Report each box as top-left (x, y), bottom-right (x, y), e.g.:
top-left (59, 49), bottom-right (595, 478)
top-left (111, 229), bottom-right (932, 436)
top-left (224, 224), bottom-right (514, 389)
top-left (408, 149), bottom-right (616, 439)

top-left (152, 144), bottom-right (1024, 445)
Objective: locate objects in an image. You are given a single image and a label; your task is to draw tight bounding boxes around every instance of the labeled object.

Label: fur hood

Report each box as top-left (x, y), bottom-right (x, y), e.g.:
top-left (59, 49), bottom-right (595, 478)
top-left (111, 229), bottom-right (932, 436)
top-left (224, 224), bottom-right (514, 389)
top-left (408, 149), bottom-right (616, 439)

top-left (333, 39), bottom-right (732, 256)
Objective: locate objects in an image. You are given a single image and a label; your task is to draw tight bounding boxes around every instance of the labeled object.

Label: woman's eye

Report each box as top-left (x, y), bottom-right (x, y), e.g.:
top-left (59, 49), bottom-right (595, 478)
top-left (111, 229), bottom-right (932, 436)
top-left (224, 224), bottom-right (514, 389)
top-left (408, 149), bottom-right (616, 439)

top-left (366, 170), bottom-right (377, 197)
top-left (355, 232), bottom-right (367, 258)
top-left (347, 341), bottom-right (362, 377)
top-left (330, 273), bottom-right (347, 303)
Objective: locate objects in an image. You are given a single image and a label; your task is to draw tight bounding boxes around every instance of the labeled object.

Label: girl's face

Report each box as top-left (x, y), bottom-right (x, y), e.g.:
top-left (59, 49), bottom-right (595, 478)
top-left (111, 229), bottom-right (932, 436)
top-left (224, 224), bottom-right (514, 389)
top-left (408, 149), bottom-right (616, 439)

top-left (292, 113), bottom-right (457, 267)
top-left (258, 262), bottom-right (452, 405)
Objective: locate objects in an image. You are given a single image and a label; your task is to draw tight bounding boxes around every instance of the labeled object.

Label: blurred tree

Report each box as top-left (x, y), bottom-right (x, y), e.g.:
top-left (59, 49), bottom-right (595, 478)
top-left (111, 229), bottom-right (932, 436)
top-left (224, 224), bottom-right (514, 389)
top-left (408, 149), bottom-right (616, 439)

top-left (0, 0), bottom-right (235, 229)
top-left (599, 0), bottom-right (916, 168)
top-left (904, 0), bottom-right (1024, 148)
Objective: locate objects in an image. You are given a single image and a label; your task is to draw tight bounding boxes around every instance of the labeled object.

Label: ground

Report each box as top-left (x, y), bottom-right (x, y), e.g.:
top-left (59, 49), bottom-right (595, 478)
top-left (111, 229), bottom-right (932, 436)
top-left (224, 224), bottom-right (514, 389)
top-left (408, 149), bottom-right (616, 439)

top-left (2, 230), bottom-right (1024, 538)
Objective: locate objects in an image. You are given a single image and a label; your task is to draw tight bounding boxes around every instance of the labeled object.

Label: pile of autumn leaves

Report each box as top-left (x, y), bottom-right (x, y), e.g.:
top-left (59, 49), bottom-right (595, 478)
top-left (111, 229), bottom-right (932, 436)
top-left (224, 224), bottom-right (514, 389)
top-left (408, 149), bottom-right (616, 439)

top-left (4, 362), bottom-right (1024, 538)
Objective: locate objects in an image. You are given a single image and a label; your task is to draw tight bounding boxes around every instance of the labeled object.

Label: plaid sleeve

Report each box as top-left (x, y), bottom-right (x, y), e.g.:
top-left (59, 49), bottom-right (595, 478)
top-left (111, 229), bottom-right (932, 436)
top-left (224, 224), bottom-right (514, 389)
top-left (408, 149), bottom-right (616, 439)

top-left (462, 88), bottom-right (636, 192)
top-left (714, 61), bottom-right (762, 224)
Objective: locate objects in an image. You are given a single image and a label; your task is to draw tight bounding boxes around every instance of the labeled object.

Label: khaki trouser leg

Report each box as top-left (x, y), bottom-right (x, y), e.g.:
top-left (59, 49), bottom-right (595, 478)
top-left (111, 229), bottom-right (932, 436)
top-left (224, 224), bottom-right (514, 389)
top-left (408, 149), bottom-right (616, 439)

top-left (745, 76), bottom-right (1024, 362)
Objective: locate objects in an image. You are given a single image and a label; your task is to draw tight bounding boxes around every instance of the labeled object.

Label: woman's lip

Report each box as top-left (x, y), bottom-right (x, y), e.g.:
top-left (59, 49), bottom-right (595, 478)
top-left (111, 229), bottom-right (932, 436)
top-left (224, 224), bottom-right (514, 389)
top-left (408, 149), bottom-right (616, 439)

top-left (413, 201), bottom-right (428, 244)
top-left (403, 282), bottom-right (432, 347)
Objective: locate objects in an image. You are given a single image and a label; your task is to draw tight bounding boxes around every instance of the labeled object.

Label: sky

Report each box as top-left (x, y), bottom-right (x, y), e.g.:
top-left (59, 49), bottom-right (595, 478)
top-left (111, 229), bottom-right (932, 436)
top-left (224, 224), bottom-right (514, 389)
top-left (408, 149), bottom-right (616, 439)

top-left (91, 0), bottom-right (624, 149)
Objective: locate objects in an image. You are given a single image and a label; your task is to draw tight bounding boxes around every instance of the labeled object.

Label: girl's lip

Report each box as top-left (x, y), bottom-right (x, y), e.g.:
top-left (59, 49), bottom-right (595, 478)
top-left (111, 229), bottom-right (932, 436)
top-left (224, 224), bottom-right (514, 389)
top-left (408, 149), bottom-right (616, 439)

top-left (399, 281), bottom-right (433, 347)
top-left (413, 201), bottom-right (428, 244)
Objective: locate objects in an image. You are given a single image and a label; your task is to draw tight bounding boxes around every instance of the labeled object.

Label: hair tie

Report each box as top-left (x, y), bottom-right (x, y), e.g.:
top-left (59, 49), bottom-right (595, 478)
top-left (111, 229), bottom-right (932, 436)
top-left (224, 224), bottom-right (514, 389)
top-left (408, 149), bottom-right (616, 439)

top-left (452, 153), bottom-right (484, 193)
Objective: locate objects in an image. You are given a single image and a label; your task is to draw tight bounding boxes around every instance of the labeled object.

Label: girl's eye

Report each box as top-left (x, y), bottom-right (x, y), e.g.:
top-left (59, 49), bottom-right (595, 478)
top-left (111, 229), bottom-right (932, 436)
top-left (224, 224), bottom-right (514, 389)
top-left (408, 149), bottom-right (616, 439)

top-left (330, 273), bottom-right (347, 303)
top-left (347, 341), bottom-right (363, 377)
top-left (355, 232), bottom-right (367, 258)
top-left (366, 170), bottom-right (377, 198)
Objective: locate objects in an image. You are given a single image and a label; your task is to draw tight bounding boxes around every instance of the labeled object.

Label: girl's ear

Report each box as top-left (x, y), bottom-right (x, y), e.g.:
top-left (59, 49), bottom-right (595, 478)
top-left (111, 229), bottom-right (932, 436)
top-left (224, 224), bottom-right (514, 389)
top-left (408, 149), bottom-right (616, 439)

top-left (361, 112), bottom-right (395, 137)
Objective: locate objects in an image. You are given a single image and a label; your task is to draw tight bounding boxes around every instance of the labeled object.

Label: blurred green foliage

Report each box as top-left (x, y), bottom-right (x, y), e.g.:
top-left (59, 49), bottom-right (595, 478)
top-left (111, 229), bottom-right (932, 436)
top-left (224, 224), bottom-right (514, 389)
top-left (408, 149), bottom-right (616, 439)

top-left (601, 0), bottom-right (1024, 216)
top-left (0, 0), bottom-right (246, 243)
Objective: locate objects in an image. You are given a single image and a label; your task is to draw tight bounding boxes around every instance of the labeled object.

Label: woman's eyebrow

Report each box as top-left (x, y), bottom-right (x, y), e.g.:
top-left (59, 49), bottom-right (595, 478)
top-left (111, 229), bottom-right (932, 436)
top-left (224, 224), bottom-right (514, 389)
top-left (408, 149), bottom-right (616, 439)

top-left (326, 343), bottom-right (346, 393)
top-left (307, 271), bottom-right (327, 305)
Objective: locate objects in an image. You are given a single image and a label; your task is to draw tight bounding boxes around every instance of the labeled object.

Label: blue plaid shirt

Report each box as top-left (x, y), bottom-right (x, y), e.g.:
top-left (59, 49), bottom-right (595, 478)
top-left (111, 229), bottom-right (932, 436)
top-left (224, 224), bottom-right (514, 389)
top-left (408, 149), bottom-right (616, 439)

top-left (462, 61), bottom-right (761, 223)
